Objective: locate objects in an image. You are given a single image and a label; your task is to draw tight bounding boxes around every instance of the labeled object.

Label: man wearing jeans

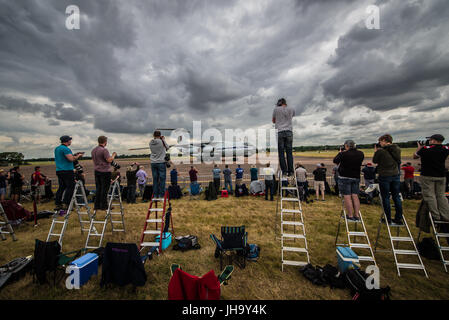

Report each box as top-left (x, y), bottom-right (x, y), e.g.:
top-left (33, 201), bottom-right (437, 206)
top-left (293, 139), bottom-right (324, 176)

top-left (414, 134), bottom-right (449, 221)
top-left (373, 134), bottom-right (403, 225)
top-left (223, 165), bottom-right (233, 194)
top-left (150, 130), bottom-right (169, 199)
top-left (272, 98), bottom-right (295, 176)
top-left (54, 136), bottom-right (83, 211)
top-left (333, 140), bottom-right (364, 221)
top-left (262, 163), bottom-right (275, 201)
top-left (91, 136), bottom-right (117, 211)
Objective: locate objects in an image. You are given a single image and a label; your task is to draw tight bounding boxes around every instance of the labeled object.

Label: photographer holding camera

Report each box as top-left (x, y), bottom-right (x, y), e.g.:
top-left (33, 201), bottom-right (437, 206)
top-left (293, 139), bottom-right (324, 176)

top-left (373, 134), bottom-right (403, 225)
top-left (414, 134), bottom-right (449, 221)
top-left (333, 140), bottom-right (364, 221)
top-left (150, 130), bottom-right (169, 199)
top-left (91, 136), bottom-right (117, 211)
top-left (54, 135), bottom-right (83, 211)
top-left (272, 98), bottom-right (295, 177)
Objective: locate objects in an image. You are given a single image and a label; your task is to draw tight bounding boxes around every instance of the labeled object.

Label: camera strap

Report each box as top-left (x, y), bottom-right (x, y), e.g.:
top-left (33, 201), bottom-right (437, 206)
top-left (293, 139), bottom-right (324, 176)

top-left (385, 147), bottom-right (401, 174)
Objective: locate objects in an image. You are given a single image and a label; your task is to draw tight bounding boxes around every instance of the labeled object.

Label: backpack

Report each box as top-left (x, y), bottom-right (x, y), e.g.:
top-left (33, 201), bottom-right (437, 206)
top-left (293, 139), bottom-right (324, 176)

top-left (299, 264), bottom-right (327, 286)
top-left (417, 237), bottom-right (440, 260)
top-left (235, 184), bottom-right (249, 197)
top-left (168, 185), bottom-right (182, 199)
top-left (173, 235), bottom-right (201, 251)
top-left (322, 264), bottom-right (346, 289)
top-left (205, 182), bottom-right (217, 201)
top-left (33, 240), bottom-right (61, 285)
top-left (246, 244), bottom-right (260, 261)
top-left (345, 269), bottom-right (391, 300)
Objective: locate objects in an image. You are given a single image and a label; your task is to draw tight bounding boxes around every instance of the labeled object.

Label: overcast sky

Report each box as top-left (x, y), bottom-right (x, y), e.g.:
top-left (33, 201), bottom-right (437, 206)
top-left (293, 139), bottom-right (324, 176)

top-left (0, 0), bottom-right (448, 158)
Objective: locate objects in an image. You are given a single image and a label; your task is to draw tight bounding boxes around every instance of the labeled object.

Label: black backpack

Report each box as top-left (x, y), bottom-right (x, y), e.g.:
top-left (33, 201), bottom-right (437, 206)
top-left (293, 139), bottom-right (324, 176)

top-left (345, 269), bottom-right (391, 300)
top-left (173, 235), bottom-right (201, 251)
top-left (33, 239), bottom-right (61, 285)
top-left (322, 264), bottom-right (346, 289)
top-left (417, 237), bottom-right (440, 260)
top-left (299, 264), bottom-right (327, 286)
top-left (205, 182), bottom-right (217, 201)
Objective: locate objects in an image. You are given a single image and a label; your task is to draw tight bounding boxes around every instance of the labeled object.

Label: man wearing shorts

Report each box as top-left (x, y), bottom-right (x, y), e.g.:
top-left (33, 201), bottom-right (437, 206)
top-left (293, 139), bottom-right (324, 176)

top-left (333, 140), bottom-right (364, 221)
top-left (313, 164), bottom-right (326, 201)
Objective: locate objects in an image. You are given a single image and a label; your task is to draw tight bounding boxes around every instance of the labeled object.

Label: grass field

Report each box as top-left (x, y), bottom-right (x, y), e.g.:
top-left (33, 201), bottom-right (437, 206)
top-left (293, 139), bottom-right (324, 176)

top-left (1, 191), bottom-right (448, 300)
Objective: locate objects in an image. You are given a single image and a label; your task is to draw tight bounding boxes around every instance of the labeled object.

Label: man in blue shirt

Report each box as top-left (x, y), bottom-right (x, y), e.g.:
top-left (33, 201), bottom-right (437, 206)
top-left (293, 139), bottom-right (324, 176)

top-left (54, 135), bottom-right (83, 211)
top-left (223, 165), bottom-right (233, 194)
top-left (235, 165), bottom-right (244, 188)
top-left (212, 164), bottom-right (221, 195)
top-left (170, 167), bottom-right (179, 186)
top-left (250, 165), bottom-right (258, 181)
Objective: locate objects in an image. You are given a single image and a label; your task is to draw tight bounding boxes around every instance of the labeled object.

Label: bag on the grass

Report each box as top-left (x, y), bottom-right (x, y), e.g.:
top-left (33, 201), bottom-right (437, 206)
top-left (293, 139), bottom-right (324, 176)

top-left (299, 264), bottom-right (327, 286)
top-left (417, 237), bottom-right (440, 260)
top-left (322, 264), bottom-right (346, 289)
top-left (246, 244), bottom-right (260, 261)
top-left (345, 269), bottom-right (391, 300)
top-left (173, 235), bottom-right (201, 251)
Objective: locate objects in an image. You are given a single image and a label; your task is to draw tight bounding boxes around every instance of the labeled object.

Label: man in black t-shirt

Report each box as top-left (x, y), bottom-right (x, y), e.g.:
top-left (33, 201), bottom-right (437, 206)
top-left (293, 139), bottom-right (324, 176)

top-left (414, 134), bottom-right (449, 221)
top-left (313, 164), bottom-right (327, 201)
top-left (7, 166), bottom-right (24, 203)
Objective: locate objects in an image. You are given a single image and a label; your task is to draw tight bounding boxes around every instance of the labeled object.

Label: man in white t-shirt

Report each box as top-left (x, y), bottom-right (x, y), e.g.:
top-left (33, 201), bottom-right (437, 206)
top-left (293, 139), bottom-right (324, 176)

top-left (263, 163), bottom-right (275, 201)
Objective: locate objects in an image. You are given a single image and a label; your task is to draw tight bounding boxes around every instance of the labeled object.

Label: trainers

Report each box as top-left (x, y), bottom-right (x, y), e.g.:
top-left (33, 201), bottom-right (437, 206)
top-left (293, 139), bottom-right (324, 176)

top-left (392, 218), bottom-right (404, 226)
top-left (346, 215), bottom-right (355, 221)
top-left (381, 218), bottom-right (392, 225)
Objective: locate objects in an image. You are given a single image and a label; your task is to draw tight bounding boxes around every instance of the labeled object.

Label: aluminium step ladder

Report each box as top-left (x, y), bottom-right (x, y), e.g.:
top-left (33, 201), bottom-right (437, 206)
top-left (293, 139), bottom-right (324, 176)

top-left (276, 170), bottom-right (310, 271)
top-left (0, 202), bottom-right (17, 241)
top-left (47, 180), bottom-right (94, 249)
top-left (139, 190), bottom-right (175, 253)
top-left (85, 179), bottom-right (125, 249)
top-left (369, 184), bottom-right (428, 278)
top-left (417, 209), bottom-right (449, 272)
top-left (335, 197), bottom-right (377, 266)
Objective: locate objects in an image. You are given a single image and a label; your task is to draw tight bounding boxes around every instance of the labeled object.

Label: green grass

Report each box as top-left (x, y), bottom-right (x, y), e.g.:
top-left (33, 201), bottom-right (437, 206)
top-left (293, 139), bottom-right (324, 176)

top-left (0, 193), bottom-right (448, 300)
top-left (293, 148), bottom-right (417, 159)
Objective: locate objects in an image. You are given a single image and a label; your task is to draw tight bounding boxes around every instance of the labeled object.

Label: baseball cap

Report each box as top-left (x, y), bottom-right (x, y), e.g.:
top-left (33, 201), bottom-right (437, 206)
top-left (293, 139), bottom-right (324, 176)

top-left (60, 135), bottom-right (72, 143)
top-left (426, 134), bottom-right (445, 142)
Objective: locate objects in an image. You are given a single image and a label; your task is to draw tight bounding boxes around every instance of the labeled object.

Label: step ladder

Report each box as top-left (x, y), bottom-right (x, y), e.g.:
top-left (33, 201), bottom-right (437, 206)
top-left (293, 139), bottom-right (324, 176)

top-left (47, 180), bottom-right (94, 248)
top-left (369, 184), bottom-right (428, 278)
top-left (276, 170), bottom-right (310, 271)
top-left (139, 190), bottom-right (175, 253)
top-left (417, 209), bottom-right (449, 272)
top-left (85, 179), bottom-right (125, 249)
top-left (0, 202), bottom-right (17, 241)
top-left (335, 197), bottom-right (377, 266)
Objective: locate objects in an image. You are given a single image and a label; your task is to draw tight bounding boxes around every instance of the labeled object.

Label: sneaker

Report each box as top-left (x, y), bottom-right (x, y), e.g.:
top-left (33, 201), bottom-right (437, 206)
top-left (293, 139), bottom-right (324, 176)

top-left (346, 215), bottom-right (354, 221)
top-left (321, 199), bottom-right (325, 202)
top-left (392, 218), bottom-right (404, 226)
top-left (354, 216), bottom-right (361, 221)
top-left (381, 218), bottom-right (392, 225)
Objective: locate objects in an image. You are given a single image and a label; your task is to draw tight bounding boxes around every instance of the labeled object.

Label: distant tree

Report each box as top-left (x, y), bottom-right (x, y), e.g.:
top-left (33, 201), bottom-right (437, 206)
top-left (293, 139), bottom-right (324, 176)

top-left (0, 152), bottom-right (25, 165)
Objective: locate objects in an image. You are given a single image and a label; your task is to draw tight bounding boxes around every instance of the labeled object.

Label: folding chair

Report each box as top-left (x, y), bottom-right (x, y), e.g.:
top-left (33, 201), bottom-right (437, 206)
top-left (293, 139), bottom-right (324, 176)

top-left (210, 226), bottom-right (248, 269)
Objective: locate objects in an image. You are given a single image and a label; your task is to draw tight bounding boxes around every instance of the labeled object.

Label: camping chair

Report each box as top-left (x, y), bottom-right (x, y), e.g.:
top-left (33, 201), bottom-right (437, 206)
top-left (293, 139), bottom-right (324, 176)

top-left (210, 226), bottom-right (248, 269)
top-left (170, 263), bottom-right (234, 286)
top-left (189, 182), bottom-right (201, 200)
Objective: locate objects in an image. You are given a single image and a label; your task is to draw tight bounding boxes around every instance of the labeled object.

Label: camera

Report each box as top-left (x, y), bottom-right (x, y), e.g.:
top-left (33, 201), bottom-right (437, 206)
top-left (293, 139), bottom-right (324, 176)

top-left (165, 154), bottom-right (171, 168)
top-left (111, 160), bottom-right (121, 170)
top-left (418, 139), bottom-right (430, 146)
top-left (374, 143), bottom-right (381, 148)
top-left (73, 160), bottom-right (84, 174)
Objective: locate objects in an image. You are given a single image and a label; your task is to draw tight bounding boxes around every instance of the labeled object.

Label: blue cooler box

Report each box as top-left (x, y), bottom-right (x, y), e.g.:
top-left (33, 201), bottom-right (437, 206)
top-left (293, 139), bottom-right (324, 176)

top-left (336, 246), bottom-right (360, 273)
top-left (155, 232), bottom-right (172, 250)
top-left (69, 253), bottom-right (99, 286)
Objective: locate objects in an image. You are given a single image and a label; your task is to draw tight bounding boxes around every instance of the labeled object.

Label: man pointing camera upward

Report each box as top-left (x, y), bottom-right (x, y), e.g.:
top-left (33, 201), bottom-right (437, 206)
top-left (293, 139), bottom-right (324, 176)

top-left (91, 136), bottom-right (117, 211)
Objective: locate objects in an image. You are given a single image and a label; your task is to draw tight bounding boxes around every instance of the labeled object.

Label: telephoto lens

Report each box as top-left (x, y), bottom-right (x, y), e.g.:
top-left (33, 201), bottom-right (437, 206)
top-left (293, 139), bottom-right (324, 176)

top-left (111, 161), bottom-right (121, 170)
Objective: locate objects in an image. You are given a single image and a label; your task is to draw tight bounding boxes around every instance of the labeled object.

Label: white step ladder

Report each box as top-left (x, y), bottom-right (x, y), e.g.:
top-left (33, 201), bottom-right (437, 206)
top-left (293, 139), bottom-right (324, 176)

top-left (47, 180), bottom-right (94, 249)
top-left (335, 197), bottom-right (377, 266)
top-left (369, 184), bottom-right (428, 278)
top-left (85, 179), bottom-right (125, 249)
top-left (417, 209), bottom-right (449, 272)
top-left (0, 202), bottom-right (17, 241)
top-left (277, 170), bottom-right (310, 271)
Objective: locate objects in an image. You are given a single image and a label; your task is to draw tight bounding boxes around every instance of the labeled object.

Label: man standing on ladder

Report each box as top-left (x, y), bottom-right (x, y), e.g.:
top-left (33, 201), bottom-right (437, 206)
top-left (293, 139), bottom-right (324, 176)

top-left (414, 134), bottom-right (449, 222)
top-left (373, 134), bottom-right (403, 225)
top-left (272, 98), bottom-right (295, 177)
top-left (333, 140), bottom-right (364, 221)
top-left (150, 130), bottom-right (169, 199)
top-left (91, 136), bottom-right (117, 211)
top-left (54, 136), bottom-right (83, 212)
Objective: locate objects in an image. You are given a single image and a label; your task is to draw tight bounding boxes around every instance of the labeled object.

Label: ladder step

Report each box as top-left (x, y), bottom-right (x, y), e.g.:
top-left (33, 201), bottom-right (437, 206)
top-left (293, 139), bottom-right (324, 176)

top-left (78, 212), bottom-right (89, 215)
top-left (283, 247), bottom-right (307, 253)
top-left (144, 230), bottom-right (161, 235)
top-left (147, 219), bottom-right (163, 223)
top-left (152, 198), bottom-right (165, 202)
top-left (111, 221), bottom-right (124, 223)
top-left (282, 233), bottom-right (305, 239)
top-left (110, 212), bottom-right (123, 215)
top-left (282, 221), bottom-right (303, 226)
top-left (436, 233), bottom-right (449, 238)
top-left (141, 242), bottom-right (159, 247)
top-left (282, 260), bottom-right (308, 267)
top-left (348, 232), bottom-right (366, 237)
top-left (150, 208), bottom-right (163, 212)
top-left (349, 243), bottom-right (371, 249)
top-left (53, 221), bottom-right (65, 224)
top-left (49, 233), bottom-right (61, 237)
top-left (434, 220), bottom-right (449, 224)
top-left (281, 198), bottom-right (298, 202)
top-left (440, 247), bottom-right (449, 251)
top-left (281, 187), bottom-right (297, 190)
top-left (88, 234), bottom-right (102, 237)
top-left (91, 221), bottom-right (107, 225)
top-left (394, 249), bottom-right (419, 255)
top-left (396, 263), bottom-right (425, 270)
top-left (391, 236), bottom-right (413, 242)
top-left (282, 209), bottom-right (301, 214)
top-left (358, 256), bottom-right (375, 262)
top-left (113, 229), bottom-right (125, 232)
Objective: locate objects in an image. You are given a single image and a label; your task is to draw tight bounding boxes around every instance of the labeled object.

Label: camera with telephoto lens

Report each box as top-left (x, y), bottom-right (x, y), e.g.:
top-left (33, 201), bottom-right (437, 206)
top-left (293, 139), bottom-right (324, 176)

top-left (165, 154), bottom-right (171, 168)
top-left (375, 143), bottom-right (381, 148)
top-left (73, 160), bottom-right (83, 174)
top-left (418, 139), bottom-right (430, 146)
top-left (111, 160), bottom-right (121, 170)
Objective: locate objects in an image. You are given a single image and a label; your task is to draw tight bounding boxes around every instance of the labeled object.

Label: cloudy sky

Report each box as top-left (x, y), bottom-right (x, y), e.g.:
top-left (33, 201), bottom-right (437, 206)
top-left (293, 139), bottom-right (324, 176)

top-left (0, 0), bottom-right (448, 158)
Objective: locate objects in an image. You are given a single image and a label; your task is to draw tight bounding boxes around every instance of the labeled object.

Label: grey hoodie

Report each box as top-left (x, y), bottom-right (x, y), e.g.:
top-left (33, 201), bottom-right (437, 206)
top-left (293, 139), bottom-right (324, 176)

top-left (150, 139), bottom-right (167, 163)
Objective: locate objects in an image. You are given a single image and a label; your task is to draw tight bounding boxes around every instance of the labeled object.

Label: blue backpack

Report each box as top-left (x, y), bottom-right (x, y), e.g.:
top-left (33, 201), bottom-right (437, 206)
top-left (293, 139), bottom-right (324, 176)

top-left (246, 244), bottom-right (260, 261)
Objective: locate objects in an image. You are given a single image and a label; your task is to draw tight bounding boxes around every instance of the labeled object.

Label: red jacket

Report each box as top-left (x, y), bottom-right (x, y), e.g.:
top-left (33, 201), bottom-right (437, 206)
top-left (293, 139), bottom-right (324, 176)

top-left (401, 166), bottom-right (414, 179)
top-left (168, 268), bottom-right (220, 300)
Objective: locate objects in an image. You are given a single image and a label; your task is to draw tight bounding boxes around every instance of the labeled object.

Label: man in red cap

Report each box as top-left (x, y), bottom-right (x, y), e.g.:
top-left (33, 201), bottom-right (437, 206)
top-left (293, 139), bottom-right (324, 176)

top-left (414, 134), bottom-right (449, 221)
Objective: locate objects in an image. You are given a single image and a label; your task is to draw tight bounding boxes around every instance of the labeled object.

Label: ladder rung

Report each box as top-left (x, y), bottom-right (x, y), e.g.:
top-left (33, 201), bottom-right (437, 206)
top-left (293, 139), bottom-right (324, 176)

top-left (141, 242), bottom-right (159, 247)
top-left (147, 219), bottom-right (163, 223)
top-left (111, 204), bottom-right (121, 206)
top-left (110, 212), bottom-right (123, 215)
top-left (152, 198), bottom-right (165, 202)
top-left (281, 198), bottom-right (298, 202)
top-left (283, 247), bottom-right (307, 253)
top-left (144, 230), bottom-right (161, 235)
top-left (150, 208), bottom-right (163, 212)
top-left (78, 212), bottom-right (89, 215)
top-left (348, 232), bottom-right (366, 237)
top-left (282, 260), bottom-right (308, 267)
top-left (53, 221), bottom-right (65, 224)
top-left (436, 233), bottom-right (449, 238)
top-left (396, 263), bottom-right (425, 270)
top-left (111, 221), bottom-right (123, 224)
top-left (434, 221), bottom-right (449, 224)
top-left (113, 229), bottom-right (125, 232)
top-left (91, 221), bottom-right (107, 225)
top-left (394, 249), bottom-right (418, 255)
top-left (282, 187), bottom-right (297, 190)
top-left (440, 247), bottom-right (449, 251)
top-left (282, 209), bottom-right (301, 214)
top-left (282, 233), bottom-right (305, 239)
top-left (49, 233), bottom-right (61, 237)
top-left (358, 256), bottom-right (375, 261)
top-left (85, 246), bottom-right (100, 249)
top-left (88, 234), bottom-right (102, 237)
top-left (350, 243), bottom-right (370, 249)
top-left (282, 221), bottom-right (303, 226)
top-left (391, 236), bottom-right (413, 242)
